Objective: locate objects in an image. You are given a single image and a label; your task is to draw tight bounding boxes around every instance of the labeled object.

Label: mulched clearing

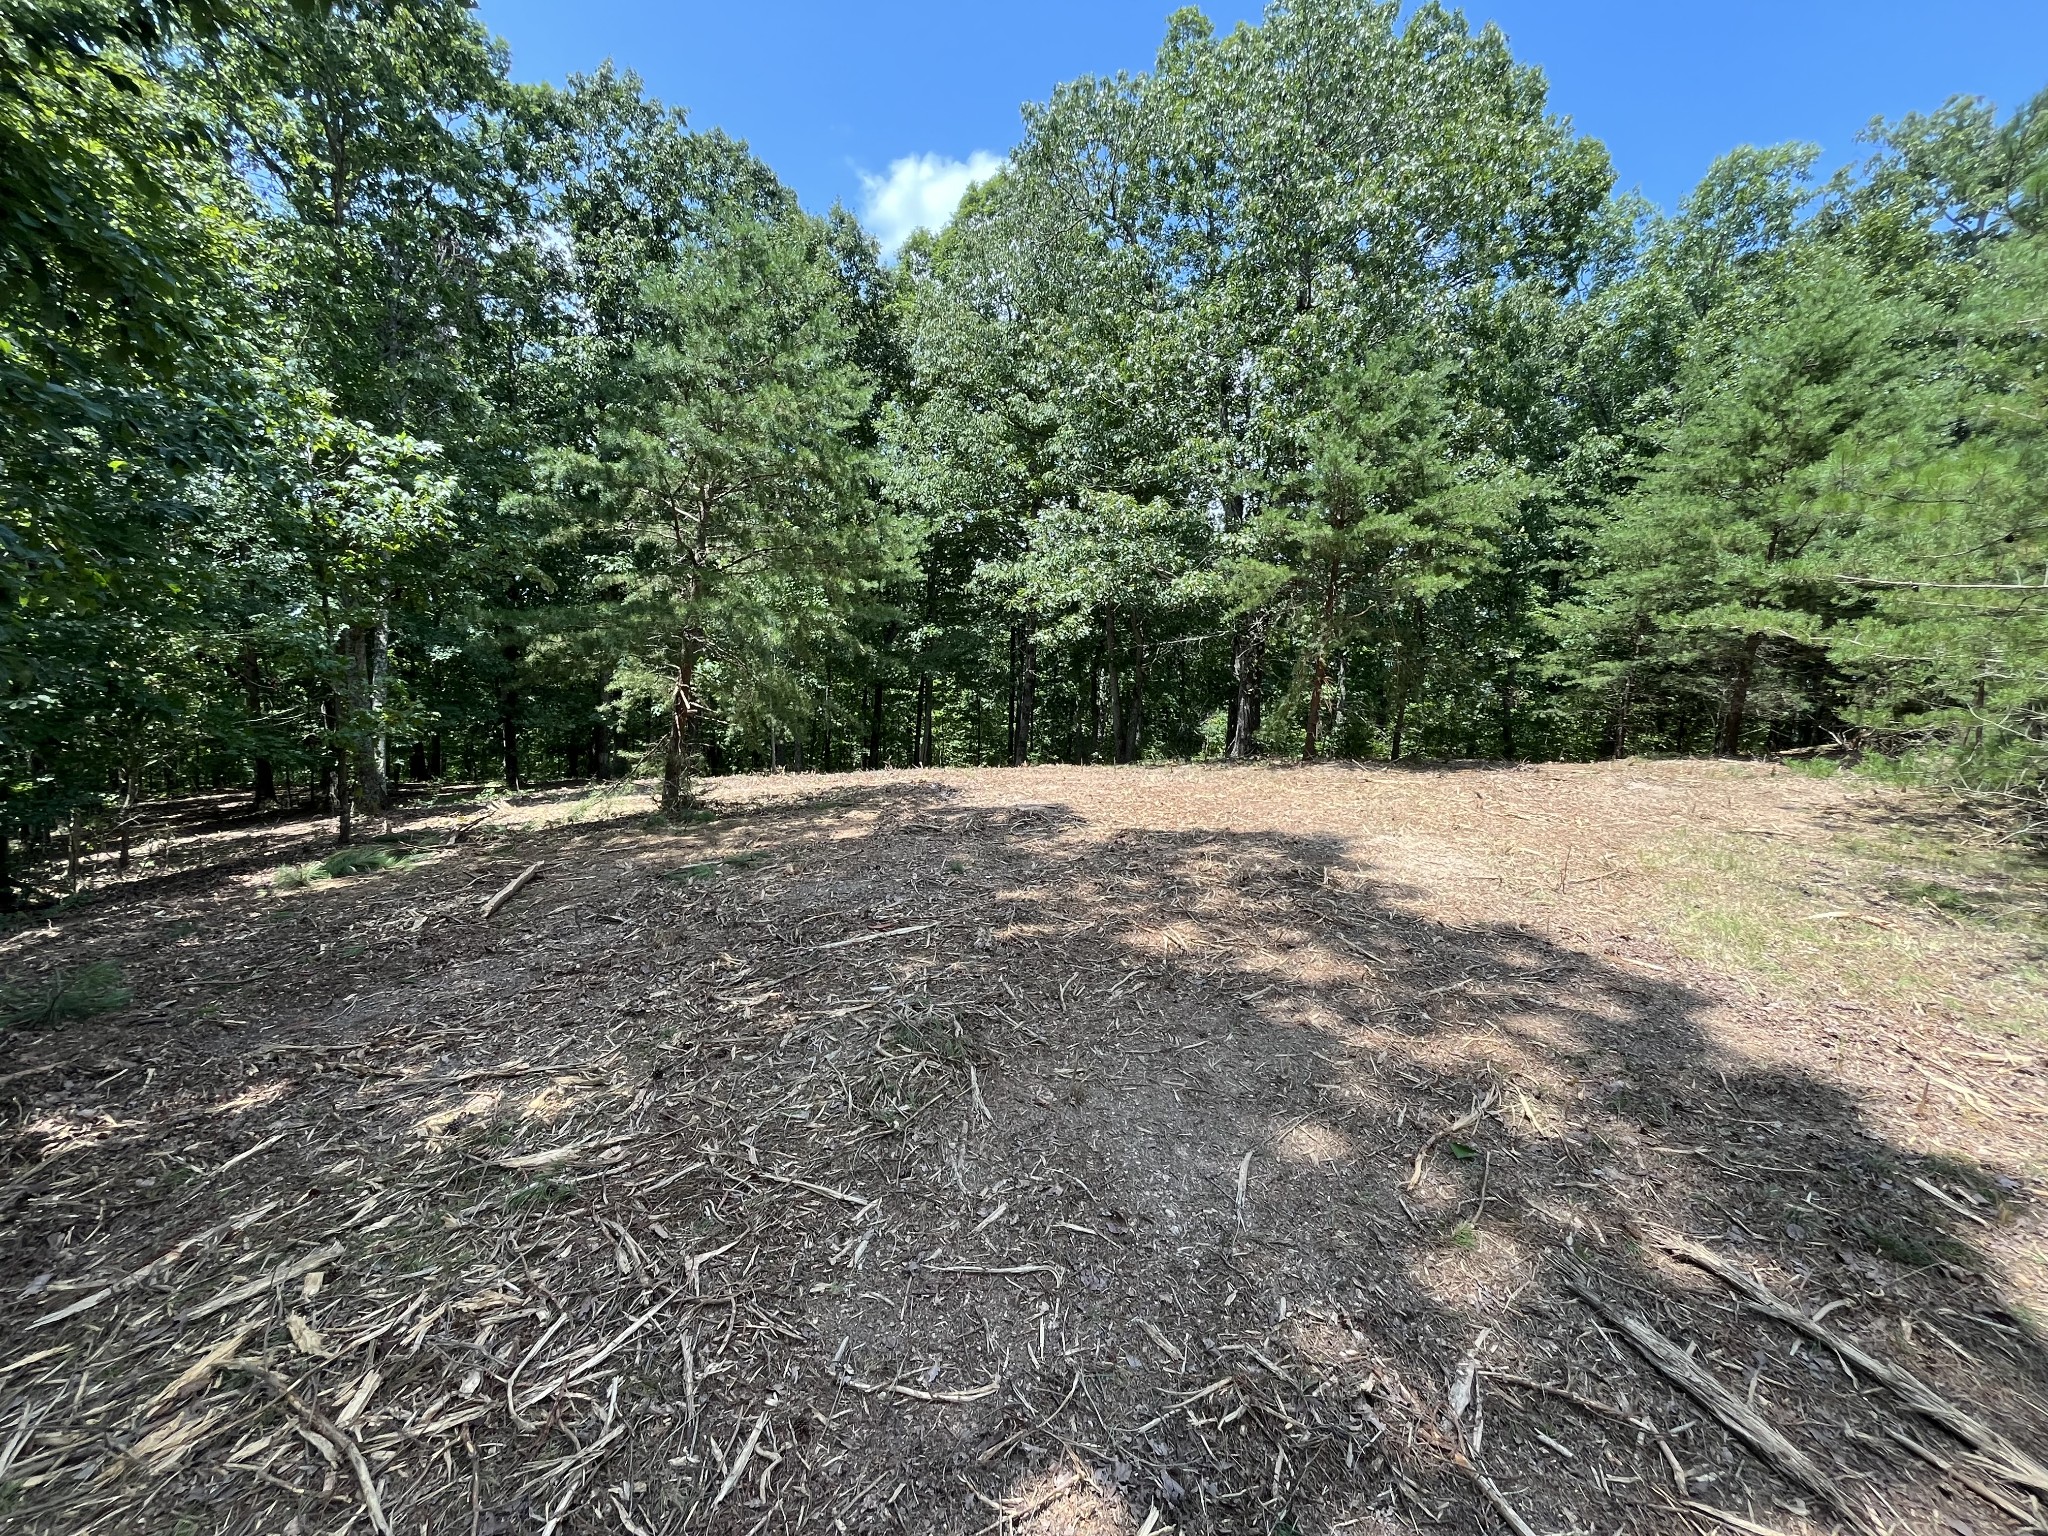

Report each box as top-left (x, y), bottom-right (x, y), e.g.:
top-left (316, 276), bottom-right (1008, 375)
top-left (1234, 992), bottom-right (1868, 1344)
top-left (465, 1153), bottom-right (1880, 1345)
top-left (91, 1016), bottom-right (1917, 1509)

top-left (1, 760), bottom-right (2044, 1536)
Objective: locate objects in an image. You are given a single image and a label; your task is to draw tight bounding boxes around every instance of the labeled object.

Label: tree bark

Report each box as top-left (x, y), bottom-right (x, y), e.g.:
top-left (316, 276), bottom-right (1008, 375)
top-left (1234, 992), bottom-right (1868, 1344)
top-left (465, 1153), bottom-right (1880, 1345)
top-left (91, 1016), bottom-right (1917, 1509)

top-left (1125, 615), bottom-right (1147, 762)
top-left (866, 678), bottom-right (886, 770)
top-left (1014, 634), bottom-right (1036, 767)
top-left (1104, 607), bottom-right (1124, 764)
top-left (1304, 651), bottom-right (1328, 761)
top-left (1019, 630), bottom-right (1040, 765)
top-left (500, 707), bottom-right (521, 791)
top-left (661, 641), bottom-right (701, 818)
top-left (253, 757), bottom-right (276, 807)
top-left (1230, 614), bottom-right (1265, 759)
top-left (1087, 661), bottom-right (1101, 762)
top-left (1720, 631), bottom-right (1764, 757)
top-left (344, 619), bottom-right (389, 815)
top-left (334, 746), bottom-right (352, 846)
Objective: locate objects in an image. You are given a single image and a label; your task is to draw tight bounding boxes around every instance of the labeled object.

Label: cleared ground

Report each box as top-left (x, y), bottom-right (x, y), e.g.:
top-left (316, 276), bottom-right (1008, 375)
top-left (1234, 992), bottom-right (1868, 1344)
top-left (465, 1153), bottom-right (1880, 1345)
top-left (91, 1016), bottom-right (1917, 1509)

top-left (1, 759), bottom-right (2045, 1536)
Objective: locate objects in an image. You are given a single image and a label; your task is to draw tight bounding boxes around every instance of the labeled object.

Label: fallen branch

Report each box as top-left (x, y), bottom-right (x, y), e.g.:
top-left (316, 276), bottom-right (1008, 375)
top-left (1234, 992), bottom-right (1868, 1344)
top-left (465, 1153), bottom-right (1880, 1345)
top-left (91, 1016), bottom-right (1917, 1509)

top-left (1642, 1224), bottom-right (2048, 1500)
top-left (480, 862), bottom-right (543, 919)
top-left (1559, 1269), bottom-right (1869, 1531)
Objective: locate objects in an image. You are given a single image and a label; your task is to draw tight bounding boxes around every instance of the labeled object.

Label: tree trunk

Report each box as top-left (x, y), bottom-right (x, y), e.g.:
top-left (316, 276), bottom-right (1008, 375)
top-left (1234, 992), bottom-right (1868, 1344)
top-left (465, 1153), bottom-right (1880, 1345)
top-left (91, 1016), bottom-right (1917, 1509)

top-left (1014, 634), bottom-right (1036, 767)
top-left (661, 643), bottom-right (701, 818)
top-left (1087, 661), bottom-right (1101, 762)
top-left (1104, 607), bottom-right (1123, 764)
top-left (1720, 631), bottom-right (1764, 756)
top-left (334, 746), bottom-right (352, 846)
top-left (1390, 687), bottom-right (1408, 761)
top-left (1613, 619), bottom-right (1644, 760)
top-left (345, 619), bottom-right (390, 815)
top-left (1004, 626), bottom-right (1020, 766)
top-left (1125, 616), bottom-right (1147, 762)
top-left (1230, 615), bottom-right (1264, 759)
top-left (916, 674), bottom-right (933, 766)
top-left (429, 732), bottom-right (444, 780)
top-left (253, 757), bottom-right (276, 807)
top-left (866, 672), bottom-right (887, 770)
top-left (408, 741), bottom-right (427, 781)
top-left (1498, 664), bottom-right (1517, 761)
top-left (0, 828), bottom-right (10, 912)
top-left (1304, 651), bottom-right (1328, 761)
top-left (500, 708), bottom-right (521, 791)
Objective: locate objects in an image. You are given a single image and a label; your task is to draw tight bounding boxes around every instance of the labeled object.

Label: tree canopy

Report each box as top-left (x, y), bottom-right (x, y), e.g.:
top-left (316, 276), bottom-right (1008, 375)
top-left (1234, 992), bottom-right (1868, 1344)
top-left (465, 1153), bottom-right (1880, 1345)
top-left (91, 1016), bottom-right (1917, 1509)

top-left (4, 0), bottom-right (2045, 901)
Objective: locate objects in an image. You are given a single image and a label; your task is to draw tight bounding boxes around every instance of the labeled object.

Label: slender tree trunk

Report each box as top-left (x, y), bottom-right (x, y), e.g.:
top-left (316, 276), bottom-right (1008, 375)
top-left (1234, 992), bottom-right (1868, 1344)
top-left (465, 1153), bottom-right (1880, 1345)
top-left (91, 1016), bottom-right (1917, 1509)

top-left (1304, 652), bottom-right (1328, 761)
top-left (1088, 661), bottom-right (1102, 762)
top-left (661, 638), bottom-right (701, 818)
top-left (345, 619), bottom-right (390, 814)
top-left (866, 679), bottom-right (886, 770)
top-left (334, 746), bottom-right (352, 847)
top-left (500, 708), bottom-right (521, 791)
top-left (1014, 634), bottom-right (1036, 767)
top-left (915, 674), bottom-right (933, 766)
top-left (1720, 631), bottom-right (1764, 757)
top-left (408, 741), bottom-right (427, 781)
top-left (1230, 614), bottom-right (1265, 759)
top-left (1390, 688), bottom-right (1409, 761)
top-left (243, 644), bottom-right (275, 809)
top-left (428, 732), bottom-right (444, 780)
top-left (1104, 607), bottom-right (1123, 764)
top-left (67, 810), bottom-right (80, 894)
top-left (1125, 616), bottom-right (1147, 762)
top-left (1333, 653), bottom-right (1349, 755)
top-left (1498, 663), bottom-right (1517, 761)
top-left (1613, 619), bottom-right (1644, 760)
top-left (1304, 565), bottom-right (1339, 761)
top-left (0, 829), bottom-right (10, 912)
top-left (1004, 626), bottom-right (1019, 766)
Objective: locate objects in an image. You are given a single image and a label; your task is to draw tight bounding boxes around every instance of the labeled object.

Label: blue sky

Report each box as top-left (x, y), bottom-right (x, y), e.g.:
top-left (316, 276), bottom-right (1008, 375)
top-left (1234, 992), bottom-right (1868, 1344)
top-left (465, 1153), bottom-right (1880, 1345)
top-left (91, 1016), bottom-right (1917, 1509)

top-left (477, 1), bottom-right (2048, 251)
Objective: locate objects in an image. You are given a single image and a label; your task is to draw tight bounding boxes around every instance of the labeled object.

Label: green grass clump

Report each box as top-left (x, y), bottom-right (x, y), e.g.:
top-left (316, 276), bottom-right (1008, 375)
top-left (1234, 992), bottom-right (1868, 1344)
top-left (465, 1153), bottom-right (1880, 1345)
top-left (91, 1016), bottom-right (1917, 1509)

top-left (1, 962), bottom-right (130, 1030)
top-left (273, 845), bottom-right (413, 889)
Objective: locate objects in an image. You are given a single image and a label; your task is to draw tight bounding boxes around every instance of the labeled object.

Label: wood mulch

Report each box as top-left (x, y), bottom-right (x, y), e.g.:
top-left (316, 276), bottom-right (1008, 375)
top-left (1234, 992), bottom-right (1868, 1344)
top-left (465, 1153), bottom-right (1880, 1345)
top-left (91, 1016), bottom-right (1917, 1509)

top-left (0, 759), bottom-right (2043, 1535)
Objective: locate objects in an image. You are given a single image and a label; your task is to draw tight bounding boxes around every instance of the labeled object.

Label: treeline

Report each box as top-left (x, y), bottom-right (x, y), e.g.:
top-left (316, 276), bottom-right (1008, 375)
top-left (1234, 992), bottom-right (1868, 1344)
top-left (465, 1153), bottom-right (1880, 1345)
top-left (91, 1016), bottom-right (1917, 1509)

top-left (4, 0), bottom-right (2046, 900)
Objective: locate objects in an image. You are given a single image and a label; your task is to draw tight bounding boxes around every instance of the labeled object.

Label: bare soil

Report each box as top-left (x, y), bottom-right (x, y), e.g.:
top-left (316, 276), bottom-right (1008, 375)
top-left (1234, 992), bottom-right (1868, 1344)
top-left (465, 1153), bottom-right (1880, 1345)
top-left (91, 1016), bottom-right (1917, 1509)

top-left (2, 759), bottom-right (2045, 1536)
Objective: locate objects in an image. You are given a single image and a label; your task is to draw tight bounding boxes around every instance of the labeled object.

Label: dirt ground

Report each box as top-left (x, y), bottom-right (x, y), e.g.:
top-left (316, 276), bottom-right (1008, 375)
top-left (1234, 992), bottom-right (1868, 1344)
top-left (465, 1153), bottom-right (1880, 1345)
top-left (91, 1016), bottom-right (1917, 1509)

top-left (2, 758), bottom-right (2045, 1536)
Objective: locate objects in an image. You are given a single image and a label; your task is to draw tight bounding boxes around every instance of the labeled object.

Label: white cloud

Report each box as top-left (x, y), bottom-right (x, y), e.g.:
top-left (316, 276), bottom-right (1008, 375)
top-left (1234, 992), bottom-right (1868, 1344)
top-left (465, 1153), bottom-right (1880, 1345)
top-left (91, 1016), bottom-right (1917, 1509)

top-left (858, 151), bottom-right (1005, 255)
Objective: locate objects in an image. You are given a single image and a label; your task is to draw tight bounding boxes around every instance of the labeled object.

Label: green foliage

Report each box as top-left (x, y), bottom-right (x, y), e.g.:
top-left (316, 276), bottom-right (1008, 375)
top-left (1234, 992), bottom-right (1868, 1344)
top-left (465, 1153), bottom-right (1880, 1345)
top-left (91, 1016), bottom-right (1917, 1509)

top-left (6, 0), bottom-right (2048, 912)
top-left (1, 961), bottom-right (129, 1029)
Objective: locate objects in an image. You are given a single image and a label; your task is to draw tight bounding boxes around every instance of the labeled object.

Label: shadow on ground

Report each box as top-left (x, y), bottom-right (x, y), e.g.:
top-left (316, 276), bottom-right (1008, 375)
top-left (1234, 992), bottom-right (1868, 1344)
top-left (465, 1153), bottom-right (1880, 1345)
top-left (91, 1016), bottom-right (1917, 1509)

top-left (0, 773), bottom-right (2041, 1535)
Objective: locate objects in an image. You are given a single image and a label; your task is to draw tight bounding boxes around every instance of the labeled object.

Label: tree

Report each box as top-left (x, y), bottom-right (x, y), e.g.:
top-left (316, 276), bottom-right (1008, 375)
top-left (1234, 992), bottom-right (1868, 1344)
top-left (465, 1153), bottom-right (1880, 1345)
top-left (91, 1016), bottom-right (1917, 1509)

top-left (534, 212), bottom-right (879, 815)
top-left (1557, 249), bottom-right (1923, 756)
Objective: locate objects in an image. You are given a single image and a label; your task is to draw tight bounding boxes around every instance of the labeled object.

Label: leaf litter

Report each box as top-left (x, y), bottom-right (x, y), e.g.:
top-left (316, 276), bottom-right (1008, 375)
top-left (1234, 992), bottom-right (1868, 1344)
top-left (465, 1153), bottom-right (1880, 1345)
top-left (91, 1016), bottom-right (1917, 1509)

top-left (0, 759), bottom-right (2043, 1534)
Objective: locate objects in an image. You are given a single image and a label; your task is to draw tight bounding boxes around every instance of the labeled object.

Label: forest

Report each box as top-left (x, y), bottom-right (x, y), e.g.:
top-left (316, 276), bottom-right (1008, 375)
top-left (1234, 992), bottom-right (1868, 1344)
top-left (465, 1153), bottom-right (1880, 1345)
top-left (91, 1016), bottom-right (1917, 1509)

top-left (5, 0), bottom-right (2047, 899)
